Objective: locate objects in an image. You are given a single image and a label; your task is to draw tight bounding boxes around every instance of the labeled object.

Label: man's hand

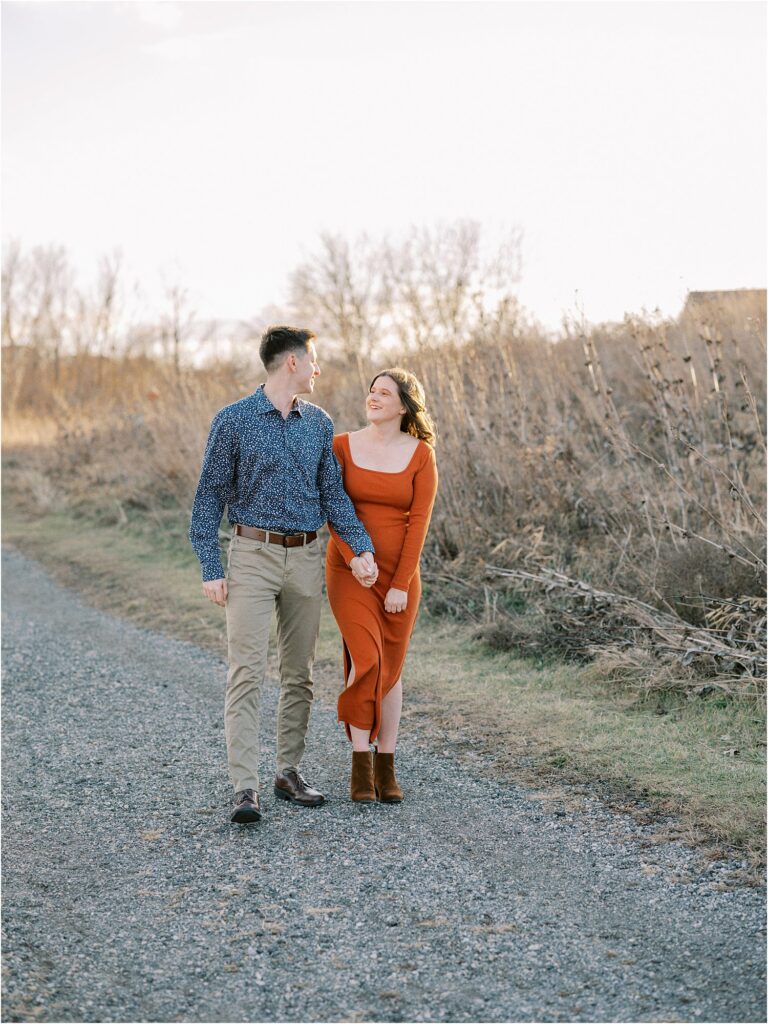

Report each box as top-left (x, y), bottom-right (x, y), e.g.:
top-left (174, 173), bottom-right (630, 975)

top-left (384, 588), bottom-right (407, 613)
top-left (350, 552), bottom-right (378, 588)
top-left (358, 551), bottom-right (376, 574)
top-left (202, 578), bottom-right (228, 607)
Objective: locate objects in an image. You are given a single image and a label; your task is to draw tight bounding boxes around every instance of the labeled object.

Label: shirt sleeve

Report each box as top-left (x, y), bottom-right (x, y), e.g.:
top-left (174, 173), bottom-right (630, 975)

top-left (326, 436), bottom-right (358, 565)
top-left (391, 445), bottom-right (438, 593)
top-left (189, 409), bottom-right (237, 581)
top-left (319, 426), bottom-right (373, 560)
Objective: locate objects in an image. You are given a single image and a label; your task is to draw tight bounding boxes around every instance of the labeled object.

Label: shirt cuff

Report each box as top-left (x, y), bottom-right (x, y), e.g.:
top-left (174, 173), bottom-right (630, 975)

top-left (353, 531), bottom-right (375, 556)
top-left (201, 560), bottom-right (226, 582)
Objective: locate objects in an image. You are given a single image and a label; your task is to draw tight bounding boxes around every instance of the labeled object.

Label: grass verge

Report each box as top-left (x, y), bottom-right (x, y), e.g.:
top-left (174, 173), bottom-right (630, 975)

top-left (2, 497), bottom-right (764, 878)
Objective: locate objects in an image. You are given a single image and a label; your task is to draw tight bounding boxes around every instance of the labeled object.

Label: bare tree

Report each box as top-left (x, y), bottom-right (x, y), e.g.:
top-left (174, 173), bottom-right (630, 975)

top-left (288, 232), bottom-right (383, 389)
top-left (161, 283), bottom-right (196, 377)
top-left (2, 239), bottom-right (29, 416)
top-left (2, 238), bottom-right (23, 350)
top-left (26, 244), bottom-right (73, 382)
top-left (94, 250), bottom-right (123, 360)
top-left (288, 221), bottom-right (524, 374)
top-left (380, 221), bottom-right (524, 350)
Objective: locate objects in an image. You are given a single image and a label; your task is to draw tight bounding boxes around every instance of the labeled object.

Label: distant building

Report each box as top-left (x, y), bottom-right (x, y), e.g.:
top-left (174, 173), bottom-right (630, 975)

top-left (680, 288), bottom-right (766, 325)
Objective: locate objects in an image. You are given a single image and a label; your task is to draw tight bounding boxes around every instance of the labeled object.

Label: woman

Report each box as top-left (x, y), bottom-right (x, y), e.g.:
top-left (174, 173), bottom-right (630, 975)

top-left (326, 367), bottom-right (438, 803)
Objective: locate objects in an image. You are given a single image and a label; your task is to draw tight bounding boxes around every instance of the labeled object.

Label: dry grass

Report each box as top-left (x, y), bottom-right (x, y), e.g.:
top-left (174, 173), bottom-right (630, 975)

top-left (2, 291), bottom-right (765, 698)
top-left (1, 414), bottom-right (61, 448)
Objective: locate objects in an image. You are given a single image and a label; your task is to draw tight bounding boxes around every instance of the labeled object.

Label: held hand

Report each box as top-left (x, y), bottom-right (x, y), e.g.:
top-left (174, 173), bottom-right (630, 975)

top-left (202, 578), bottom-right (228, 607)
top-left (358, 551), bottom-right (376, 575)
top-left (350, 554), bottom-right (378, 588)
top-left (384, 587), bottom-right (408, 613)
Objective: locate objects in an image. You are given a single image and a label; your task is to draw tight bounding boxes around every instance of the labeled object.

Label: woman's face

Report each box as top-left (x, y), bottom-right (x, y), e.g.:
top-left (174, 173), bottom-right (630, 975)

top-left (366, 375), bottom-right (406, 425)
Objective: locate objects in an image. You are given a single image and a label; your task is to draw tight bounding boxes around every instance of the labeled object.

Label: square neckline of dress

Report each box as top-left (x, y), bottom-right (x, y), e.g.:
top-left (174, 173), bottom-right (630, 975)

top-left (342, 431), bottom-right (422, 475)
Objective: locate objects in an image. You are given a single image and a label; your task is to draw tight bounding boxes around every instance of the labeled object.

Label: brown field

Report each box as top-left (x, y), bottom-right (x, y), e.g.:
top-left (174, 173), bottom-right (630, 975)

top-left (3, 268), bottom-right (765, 700)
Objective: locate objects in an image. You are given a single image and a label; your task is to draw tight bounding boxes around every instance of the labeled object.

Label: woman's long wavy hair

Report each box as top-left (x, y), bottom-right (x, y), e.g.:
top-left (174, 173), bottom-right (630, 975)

top-left (369, 367), bottom-right (437, 448)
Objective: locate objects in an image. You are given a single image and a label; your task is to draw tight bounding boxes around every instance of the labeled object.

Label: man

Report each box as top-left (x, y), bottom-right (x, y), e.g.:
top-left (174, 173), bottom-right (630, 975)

top-left (189, 326), bottom-right (377, 824)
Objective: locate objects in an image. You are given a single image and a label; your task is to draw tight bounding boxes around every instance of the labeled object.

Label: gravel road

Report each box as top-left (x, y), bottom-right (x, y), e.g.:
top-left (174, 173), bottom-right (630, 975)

top-left (2, 547), bottom-right (766, 1023)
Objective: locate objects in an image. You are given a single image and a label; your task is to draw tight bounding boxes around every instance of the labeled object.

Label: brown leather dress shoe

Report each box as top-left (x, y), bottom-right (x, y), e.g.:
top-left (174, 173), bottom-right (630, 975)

top-left (231, 788), bottom-right (261, 824)
top-left (274, 770), bottom-right (325, 807)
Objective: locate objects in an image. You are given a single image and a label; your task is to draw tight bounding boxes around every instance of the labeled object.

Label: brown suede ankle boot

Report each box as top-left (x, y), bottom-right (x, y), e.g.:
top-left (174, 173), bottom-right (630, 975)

top-left (374, 751), bottom-right (403, 803)
top-left (350, 750), bottom-right (376, 803)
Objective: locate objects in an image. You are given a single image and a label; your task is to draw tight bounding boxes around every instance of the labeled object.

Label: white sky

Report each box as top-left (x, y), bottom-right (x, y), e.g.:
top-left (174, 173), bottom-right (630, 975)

top-left (2, 0), bottom-right (766, 332)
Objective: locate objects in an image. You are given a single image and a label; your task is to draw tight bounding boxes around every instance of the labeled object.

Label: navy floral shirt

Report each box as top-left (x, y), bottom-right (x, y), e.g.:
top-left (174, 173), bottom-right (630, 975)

top-left (189, 386), bottom-right (374, 581)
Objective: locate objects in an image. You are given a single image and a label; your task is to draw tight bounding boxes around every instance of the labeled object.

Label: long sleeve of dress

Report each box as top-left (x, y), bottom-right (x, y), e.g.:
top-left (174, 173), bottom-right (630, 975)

top-left (391, 446), bottom-right (438, 592)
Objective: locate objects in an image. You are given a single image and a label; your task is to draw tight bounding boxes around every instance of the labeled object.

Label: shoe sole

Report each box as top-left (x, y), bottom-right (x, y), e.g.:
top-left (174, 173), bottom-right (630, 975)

top-left (231, 808), bottom-right (261, 824)
top-left (374, 788), bottom-right (403, 804)
top-left (273, 786), bottom-right (324, 807)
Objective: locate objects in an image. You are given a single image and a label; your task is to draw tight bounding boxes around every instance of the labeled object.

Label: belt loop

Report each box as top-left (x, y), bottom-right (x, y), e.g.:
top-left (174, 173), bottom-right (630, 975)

top-left (265, 530), bottom-right (270, 545)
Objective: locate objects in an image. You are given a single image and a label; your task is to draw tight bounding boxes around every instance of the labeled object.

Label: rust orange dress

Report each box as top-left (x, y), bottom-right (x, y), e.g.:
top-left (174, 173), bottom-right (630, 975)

top-left (326, 432), bottom-right (438, 742)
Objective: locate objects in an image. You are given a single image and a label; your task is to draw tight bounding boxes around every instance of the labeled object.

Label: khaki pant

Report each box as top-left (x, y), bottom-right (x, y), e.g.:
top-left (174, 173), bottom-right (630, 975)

top-left (224, 532), bottom-right (323, 793)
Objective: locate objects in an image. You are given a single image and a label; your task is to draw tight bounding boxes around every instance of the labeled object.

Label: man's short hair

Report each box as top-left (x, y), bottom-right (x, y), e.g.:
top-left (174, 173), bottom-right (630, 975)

top-left (259, 325), bottom-right (316, 373)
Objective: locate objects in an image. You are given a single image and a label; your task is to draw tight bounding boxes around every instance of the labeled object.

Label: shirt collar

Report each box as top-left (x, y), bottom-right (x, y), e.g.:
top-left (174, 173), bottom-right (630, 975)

top-left (254, 384), bottom-right (305, 417)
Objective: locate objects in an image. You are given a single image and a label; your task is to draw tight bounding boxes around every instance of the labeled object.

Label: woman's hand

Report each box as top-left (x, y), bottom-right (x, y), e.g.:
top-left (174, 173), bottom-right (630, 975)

top-left (350, 554), bottom-right (378, 588)
top-left (384, 588), bottom-right (408, 613)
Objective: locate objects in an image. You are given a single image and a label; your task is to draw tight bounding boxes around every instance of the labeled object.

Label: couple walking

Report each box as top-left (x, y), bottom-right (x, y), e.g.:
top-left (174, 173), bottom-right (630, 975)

top-left (189, 326), bottom-right (438, 824)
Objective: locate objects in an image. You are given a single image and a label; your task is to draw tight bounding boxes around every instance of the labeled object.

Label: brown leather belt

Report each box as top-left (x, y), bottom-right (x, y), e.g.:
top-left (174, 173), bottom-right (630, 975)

top-left (234, 524), bottom-right (317, 547)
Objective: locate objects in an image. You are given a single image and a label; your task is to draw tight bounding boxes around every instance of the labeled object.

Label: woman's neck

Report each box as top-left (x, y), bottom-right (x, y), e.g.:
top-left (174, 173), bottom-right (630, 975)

top-left (364, 421), bottom-right (406, 445)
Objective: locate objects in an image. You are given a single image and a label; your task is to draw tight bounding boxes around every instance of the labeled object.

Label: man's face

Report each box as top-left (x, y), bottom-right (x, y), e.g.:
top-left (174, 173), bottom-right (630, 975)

top-left (293, 343), bottom-right (321, 394)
